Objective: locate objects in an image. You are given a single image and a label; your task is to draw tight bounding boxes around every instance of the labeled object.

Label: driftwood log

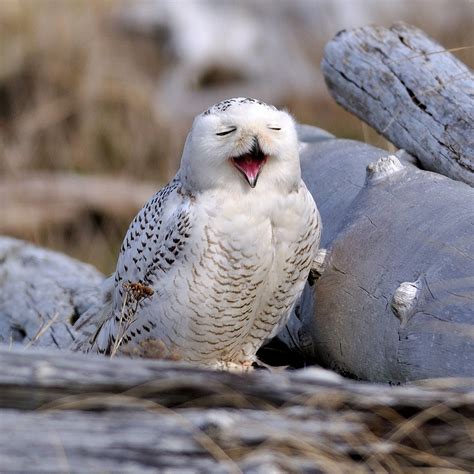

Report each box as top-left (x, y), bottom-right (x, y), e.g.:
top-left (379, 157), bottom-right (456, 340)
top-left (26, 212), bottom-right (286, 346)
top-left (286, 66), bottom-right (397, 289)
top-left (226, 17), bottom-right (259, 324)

top-left (321, 22), bottom-right (474, 186)
top-left (1, 346), bottom-right (473, 472)
top-left (280, 134), bottom-right (474, 382)
top-left (0, 237), bottom-right (102, 349)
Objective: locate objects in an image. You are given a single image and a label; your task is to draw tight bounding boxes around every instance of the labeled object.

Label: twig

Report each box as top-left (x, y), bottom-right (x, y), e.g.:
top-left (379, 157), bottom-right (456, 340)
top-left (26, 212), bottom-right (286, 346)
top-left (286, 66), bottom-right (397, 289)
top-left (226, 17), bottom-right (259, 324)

top-left (110, 282), bottom-right (154, 357)
top-left (25, 312), bottom-right (60, 349)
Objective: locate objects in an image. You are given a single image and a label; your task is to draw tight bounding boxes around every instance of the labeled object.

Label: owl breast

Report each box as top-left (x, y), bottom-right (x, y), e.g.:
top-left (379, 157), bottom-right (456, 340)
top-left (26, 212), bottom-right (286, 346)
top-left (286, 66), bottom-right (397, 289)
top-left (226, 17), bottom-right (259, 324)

top-left (171, 184), bottom-right (320, 364)
top-left (113, 183), bottom-right (320, 366)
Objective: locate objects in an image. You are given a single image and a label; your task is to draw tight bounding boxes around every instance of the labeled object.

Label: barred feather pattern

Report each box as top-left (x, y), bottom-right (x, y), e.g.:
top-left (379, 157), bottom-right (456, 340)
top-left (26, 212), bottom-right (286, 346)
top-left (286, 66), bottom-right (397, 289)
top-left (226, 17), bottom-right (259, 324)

top-left (75, 180), bottom-right (320, 366)
top-left (73, 98), bottom-right (321, 370)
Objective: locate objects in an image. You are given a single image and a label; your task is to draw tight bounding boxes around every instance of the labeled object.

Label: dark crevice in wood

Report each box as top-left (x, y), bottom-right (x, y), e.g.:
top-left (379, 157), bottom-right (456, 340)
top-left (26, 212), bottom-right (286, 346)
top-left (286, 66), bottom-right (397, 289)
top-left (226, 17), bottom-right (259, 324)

top-left (397, 34), bottom-right (410, 49)
top-left (403, 82), bottom-right (427, 112)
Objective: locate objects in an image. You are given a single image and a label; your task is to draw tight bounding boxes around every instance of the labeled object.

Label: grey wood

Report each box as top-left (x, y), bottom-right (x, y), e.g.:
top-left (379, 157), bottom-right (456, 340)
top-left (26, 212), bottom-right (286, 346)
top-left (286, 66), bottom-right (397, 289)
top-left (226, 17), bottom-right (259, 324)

top-left (295, 123), bottom-right (335, 144)
top-left (0, 237), bottom-right (103, 349)
top-left (4, 345), bottom-right (473, 411)
top-left (321, 22), bottom-right (474, 186)
top-left (294, 146), bottom-right (474, 382)
top-left (280, 139), bottom-right (420, 364)
top-left (0, 347), bottom-right (473, 472)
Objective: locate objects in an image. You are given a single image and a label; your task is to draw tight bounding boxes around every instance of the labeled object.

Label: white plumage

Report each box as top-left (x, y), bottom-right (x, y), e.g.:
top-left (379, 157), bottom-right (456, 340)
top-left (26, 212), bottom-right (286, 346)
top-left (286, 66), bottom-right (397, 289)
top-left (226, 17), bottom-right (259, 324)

top-left (74, 98), bottom-right (321, 371)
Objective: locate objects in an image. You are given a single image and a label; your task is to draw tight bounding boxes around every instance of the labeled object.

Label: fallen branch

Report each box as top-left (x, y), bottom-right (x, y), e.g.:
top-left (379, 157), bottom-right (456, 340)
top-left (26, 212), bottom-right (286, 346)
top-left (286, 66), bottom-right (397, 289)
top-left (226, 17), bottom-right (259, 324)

top-left (321, 22), bottom-right (473, 186)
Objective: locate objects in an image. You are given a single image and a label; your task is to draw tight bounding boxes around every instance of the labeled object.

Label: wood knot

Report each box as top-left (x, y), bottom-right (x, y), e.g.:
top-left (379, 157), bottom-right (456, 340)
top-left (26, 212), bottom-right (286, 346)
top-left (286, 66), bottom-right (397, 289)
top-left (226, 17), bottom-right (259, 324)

top-left (366, 155), bottom-right (405, 184)
top-left (391, 279), bottom-right (422, 327)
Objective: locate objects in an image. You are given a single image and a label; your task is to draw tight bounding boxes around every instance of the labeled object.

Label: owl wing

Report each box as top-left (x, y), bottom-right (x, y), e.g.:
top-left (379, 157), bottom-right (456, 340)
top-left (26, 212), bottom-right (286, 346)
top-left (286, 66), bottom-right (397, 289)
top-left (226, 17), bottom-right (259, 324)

top-left (74, 177), bottom-right (195, 353)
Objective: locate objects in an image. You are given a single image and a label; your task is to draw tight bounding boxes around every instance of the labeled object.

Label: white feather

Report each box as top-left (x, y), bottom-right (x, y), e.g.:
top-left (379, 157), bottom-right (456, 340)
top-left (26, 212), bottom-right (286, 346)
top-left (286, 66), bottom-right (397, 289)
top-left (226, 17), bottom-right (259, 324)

top-left (74, 98), bottom-right (321, 369)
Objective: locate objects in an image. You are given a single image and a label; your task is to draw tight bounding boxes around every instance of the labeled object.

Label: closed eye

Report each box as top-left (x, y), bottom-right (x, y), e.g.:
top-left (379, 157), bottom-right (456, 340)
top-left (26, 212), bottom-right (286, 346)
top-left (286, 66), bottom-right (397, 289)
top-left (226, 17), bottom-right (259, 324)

top-left (268, 126), bottom-right (281, 131)
top-left (216, 127), bottom-right (237, 136)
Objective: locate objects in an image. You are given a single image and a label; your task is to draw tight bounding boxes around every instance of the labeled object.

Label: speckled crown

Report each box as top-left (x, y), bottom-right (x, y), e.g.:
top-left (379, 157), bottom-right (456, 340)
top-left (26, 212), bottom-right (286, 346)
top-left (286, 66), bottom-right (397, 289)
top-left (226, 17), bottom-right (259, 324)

top-left (202, 97), bottom-right (277, 116)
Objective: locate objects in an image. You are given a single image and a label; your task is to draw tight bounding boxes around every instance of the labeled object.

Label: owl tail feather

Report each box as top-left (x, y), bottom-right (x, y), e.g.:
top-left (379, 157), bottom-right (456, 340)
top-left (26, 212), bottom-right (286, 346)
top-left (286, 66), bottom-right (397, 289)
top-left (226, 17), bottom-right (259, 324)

top-left (70, 275), bottom-right (117, 354)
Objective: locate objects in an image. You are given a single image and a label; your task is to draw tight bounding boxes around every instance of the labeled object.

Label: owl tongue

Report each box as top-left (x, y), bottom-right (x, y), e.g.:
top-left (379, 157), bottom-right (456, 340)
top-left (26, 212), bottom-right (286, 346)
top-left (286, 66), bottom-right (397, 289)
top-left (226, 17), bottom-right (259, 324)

top-left (232, 140), bottom-right (267, 188)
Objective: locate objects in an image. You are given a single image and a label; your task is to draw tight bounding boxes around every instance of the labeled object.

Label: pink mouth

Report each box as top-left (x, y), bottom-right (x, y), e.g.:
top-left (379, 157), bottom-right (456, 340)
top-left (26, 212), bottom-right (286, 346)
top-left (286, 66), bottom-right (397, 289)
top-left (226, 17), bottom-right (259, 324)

top-left (231, 140), bottom-right (267, 188)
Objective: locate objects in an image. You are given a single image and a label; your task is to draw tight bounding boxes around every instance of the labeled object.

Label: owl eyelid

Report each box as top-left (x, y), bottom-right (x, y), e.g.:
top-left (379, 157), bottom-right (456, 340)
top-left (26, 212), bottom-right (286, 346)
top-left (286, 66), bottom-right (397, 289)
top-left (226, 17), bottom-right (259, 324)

top-left (216, 127), bottom-right (237, 136)
top-left (268, 126), bottom-right (281, 131)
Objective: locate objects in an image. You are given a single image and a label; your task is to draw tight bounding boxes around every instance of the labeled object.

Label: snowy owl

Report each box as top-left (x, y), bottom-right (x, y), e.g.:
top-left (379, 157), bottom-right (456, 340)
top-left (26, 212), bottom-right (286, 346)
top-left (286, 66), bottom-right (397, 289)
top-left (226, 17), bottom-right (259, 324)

top-left (74, 97), bottom-right (321, 371)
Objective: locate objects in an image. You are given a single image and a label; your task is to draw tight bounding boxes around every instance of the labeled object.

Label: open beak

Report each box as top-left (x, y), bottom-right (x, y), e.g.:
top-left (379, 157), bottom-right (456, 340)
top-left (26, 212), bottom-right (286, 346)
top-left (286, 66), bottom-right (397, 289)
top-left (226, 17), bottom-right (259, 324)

top-left (231, 138), bottom-right (268, 188)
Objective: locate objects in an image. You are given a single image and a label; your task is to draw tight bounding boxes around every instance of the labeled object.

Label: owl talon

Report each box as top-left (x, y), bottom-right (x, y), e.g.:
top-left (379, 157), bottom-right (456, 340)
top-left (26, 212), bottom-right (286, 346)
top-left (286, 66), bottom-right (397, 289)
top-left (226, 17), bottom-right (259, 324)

top-left (309, 248), bottom-right (328, 285)
top-left (208, 360), bottom-right (255, 373)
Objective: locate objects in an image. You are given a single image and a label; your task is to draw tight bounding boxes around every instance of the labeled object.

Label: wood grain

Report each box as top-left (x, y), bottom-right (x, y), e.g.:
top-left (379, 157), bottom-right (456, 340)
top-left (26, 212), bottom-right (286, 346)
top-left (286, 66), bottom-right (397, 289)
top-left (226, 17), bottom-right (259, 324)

top-left (1, 346), bottom-right (473, 472)
top-left (321, 22), bottom-right (473, 186)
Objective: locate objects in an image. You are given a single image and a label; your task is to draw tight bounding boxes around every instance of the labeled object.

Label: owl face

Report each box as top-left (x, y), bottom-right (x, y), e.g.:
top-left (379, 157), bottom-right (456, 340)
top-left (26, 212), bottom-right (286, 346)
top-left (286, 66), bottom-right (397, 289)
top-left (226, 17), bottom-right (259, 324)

top-left (180, 98), bottom-right (301, 193)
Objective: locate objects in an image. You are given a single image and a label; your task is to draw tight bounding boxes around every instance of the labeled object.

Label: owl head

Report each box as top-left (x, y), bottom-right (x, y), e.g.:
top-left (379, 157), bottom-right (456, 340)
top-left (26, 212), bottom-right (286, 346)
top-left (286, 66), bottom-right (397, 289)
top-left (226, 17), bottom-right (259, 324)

top-left (179, 98), bottom-right (301, 193)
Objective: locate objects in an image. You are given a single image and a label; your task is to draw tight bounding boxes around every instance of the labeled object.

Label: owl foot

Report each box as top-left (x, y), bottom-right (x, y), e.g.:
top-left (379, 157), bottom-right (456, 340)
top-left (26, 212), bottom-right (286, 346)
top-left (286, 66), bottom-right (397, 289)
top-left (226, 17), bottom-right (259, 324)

top-left (308, 248), bottom-right (328, 285)
top-left (209, 359), bottom-right (256, 373)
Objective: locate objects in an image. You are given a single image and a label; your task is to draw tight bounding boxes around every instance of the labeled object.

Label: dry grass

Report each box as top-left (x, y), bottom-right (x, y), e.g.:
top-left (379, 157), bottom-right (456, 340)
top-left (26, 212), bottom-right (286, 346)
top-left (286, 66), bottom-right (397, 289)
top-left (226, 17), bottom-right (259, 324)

top-left (24, 311), bottom-right (60, 349)
top-left (0, 1), bottom-right (171, 177)
top-left (0, 1), bottom-right (175, 272)
top-left (35, 372), bottom-right (474, 472)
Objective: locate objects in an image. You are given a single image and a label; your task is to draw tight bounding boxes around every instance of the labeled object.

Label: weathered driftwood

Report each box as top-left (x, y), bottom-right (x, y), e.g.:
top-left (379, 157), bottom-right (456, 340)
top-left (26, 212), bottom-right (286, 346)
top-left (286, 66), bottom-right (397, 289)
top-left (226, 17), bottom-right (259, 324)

top-left (0, 237), bottom-right (102, 349)
top-left (321, 22), bottom-right (474, 186)
top-left (1, 346), bottom-right (473, 472)
top-left (0, 172), bottom-right (157, 235)
top-left (286, 136), bottom-right (474, 382)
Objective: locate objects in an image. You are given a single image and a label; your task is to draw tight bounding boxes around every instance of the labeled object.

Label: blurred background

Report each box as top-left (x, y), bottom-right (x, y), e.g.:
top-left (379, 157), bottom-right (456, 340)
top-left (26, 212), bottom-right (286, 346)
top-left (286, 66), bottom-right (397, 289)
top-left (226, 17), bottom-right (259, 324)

top-left (1, 0), bottom-right (472, 273)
